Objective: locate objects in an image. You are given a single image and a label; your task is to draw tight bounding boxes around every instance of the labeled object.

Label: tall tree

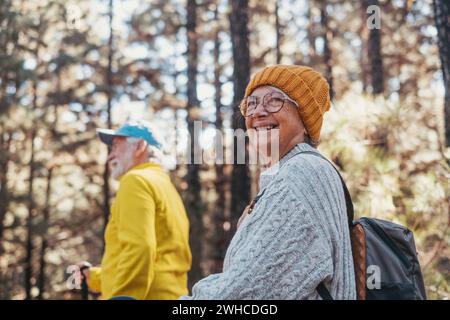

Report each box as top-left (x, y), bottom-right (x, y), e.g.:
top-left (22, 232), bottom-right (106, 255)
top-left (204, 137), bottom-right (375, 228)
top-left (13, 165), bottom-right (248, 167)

top-left (275, 0), bottom-right (282, 64)
top-left (211, 3), bottom-right (227, 273)
top-left (306, 0), bottom-right (317, 64)
top-left (37, 167), bottom-right (52, 300)
top-left (0, 0), bottom-right (23, 247)
top-left (102, 0), bottom-right (114, 246)
top-left (25, 81), bottom-right (38, 300)
top-left (320, 0), bottom-right (334, 99)
top-left (359, 3), bottom-right (370, 94)
top-left (23, 7), bottom-right (50, 295)
top-left (433, 0), bottom-right (450, 147)
top-left (364, 0), bottom-right (385, 95)
top-left (185, 0), bottom-right (203, 288)
top-left (0, 132), bottom-right (11, 245)
top-left (229, 0), bottom-right (251, 237)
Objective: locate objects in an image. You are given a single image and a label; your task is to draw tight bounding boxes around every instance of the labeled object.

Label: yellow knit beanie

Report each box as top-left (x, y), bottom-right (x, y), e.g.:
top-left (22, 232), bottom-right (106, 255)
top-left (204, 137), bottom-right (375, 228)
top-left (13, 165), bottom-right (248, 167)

top-left (244, 65), bottom-right (331, 143)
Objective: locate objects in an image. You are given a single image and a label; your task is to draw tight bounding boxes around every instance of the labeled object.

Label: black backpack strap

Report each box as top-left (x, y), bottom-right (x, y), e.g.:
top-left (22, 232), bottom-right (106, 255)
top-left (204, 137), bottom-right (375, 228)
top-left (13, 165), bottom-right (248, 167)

top-left (298, 151), bottom-right (354, 226)
top-left (317, 282), bottom-right (333, 300)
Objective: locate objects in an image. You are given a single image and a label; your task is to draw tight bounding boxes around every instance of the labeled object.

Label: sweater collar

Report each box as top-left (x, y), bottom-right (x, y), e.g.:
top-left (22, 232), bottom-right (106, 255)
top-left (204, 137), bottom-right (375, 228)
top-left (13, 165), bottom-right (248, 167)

top-left (259, 143), bottom-right (320, 191)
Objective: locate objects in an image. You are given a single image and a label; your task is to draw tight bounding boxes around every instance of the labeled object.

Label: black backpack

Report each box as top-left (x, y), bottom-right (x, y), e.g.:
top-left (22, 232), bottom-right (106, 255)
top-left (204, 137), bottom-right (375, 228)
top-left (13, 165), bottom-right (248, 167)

top-left (301, 151), bottom-right (427, 300)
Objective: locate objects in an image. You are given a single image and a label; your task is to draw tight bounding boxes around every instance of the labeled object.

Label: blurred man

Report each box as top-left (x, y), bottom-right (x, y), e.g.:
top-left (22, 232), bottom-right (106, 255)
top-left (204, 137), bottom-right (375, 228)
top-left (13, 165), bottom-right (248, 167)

top-left (80, 121), bottom-right (191, 300)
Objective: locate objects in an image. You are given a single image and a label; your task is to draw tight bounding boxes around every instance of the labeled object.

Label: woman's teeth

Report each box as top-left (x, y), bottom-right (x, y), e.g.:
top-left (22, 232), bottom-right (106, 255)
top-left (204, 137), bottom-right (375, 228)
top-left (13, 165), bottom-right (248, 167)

top-left (255, 125), bottom-right (278, 131)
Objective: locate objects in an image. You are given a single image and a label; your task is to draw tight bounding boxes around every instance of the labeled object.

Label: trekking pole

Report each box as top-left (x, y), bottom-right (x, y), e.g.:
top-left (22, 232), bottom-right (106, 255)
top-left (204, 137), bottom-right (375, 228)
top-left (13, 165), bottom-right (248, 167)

top-left (79, 266), bottom-right (89, 300)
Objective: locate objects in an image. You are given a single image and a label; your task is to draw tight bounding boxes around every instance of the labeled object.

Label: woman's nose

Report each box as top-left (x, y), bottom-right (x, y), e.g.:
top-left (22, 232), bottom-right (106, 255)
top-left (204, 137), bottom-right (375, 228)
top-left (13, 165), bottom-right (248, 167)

top-left (251, 101), bottom-right (269, 118)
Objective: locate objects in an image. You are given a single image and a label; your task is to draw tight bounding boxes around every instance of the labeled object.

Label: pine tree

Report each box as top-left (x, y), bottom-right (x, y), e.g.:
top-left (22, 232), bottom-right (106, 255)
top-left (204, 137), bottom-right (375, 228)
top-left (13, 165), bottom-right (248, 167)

top-left (229, 0), bottom-right (251, 238)
top-left (364, 0), bottom-right (385, 95)
top-left (432, 0), bottom-right (450, 147)
top-left (185, 0), bottom-right (204, 287)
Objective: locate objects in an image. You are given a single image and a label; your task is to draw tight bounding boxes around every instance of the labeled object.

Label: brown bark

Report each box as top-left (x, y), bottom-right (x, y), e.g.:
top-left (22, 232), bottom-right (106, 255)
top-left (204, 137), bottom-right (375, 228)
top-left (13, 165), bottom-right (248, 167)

top-left (321, 1), bottom-right (334, 99)
top-left (307, 0), bottom-right (317, 62)
top-left (275, 0), bottom-right (282, 64)
top-left (364, 0), bottom-right (385, 95)
top-left (102, 0), bottom-right (114, 251)
top-left (25, 81), bottom-right (38, 300)
top-left (212, 5), bottom-right (227, 273)
top-left (0, 1), bottom-right (13, 246)
top-left (37, 168), bottom-right (52, 300)
top-left (0, 131), bottom-right (11, 245)
top-left (185, 0), bottom-right (203, 289)
top-left (360, 4), bottom-right (369, 93)
top-left (433, 0), bottom-right (450, 147)
top-left (229, 0), bottom-right (251, 239)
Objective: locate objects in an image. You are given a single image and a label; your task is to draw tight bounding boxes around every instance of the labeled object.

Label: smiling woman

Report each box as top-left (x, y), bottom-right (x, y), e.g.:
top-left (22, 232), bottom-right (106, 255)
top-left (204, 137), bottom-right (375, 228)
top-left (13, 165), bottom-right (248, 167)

top-left (181, 65), bottom-right (356, 300)
top-left (243, 85), bottom-right (306, 167)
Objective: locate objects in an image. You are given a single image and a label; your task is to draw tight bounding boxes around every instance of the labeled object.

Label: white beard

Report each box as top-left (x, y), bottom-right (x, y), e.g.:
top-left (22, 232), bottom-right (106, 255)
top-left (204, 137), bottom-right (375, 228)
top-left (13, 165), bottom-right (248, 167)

top-left (110, 163), bottom-right (126, 180)
top-left (110, 152), bottom-right (135, 180)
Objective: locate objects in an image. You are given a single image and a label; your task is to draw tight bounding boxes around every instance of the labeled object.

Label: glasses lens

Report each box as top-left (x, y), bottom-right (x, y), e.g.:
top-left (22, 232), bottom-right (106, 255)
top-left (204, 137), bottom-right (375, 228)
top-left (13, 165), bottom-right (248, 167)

top-left (243, 96), bottom-right (257, 117)
top-left (265, 92), bottom-right (285, 112)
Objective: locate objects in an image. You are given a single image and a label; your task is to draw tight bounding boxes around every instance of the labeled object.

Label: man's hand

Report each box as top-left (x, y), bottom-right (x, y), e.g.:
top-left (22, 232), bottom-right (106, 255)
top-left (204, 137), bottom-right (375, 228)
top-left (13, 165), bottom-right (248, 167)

top-left (237, 205), bottom-right (252, 229)
top-left (76, 261), bottom-right (92, 283)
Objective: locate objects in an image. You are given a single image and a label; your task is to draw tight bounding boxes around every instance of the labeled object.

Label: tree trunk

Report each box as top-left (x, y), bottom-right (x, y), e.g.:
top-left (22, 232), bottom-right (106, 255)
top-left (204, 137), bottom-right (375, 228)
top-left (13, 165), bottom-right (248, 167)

top-left (102, 0), bottom-right (114, 250)
top-left (0, 7), bottom-right (12, 245)
top-left (364, 0), bottom-right (385, 95)
top-left (37, 168), bottom-right (52, 300)
top-left (320, 1), bottom-right (334, 99)
top-left (275, 0), bottom-right (282, 64)
top-left (25, 81), bottom-right (38, 300)
top-left (212, 5), bottom-right (227, 274)
top-left (229, 0), bottom-right (251, 238)
top-left (185, 0), bottom-right (203, 289)
top-left (433, 0), bottom-right (450, 147)
top-left (306, 0), bottom-right (317, 63)
top-left (0, 131), bottom-right (11, 245)
top-left (359, 3), bottom-right (369, 93)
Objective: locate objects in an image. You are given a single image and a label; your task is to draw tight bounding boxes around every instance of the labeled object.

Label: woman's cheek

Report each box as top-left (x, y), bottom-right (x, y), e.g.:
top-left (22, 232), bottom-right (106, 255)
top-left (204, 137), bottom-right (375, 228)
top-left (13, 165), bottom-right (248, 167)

top-left (270, 128), bottom-right (281, 155)
top-left (248, 128), bottom-right (258, 151)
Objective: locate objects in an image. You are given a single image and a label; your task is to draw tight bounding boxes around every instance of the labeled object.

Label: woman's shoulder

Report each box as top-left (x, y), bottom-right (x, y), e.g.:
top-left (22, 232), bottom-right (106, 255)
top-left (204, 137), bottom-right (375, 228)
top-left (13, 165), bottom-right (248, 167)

top-left (281, 148), bottom-right (334, 180)
top-left (259, 144), bottom-right (341, 201)
top-left (270, 146), bottom-right (342, 200)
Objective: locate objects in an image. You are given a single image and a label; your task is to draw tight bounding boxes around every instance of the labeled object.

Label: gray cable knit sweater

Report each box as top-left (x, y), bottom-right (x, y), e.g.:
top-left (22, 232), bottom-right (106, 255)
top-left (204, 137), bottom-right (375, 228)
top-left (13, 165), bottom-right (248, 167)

top-left (182, 143), bottom-right (356, 300)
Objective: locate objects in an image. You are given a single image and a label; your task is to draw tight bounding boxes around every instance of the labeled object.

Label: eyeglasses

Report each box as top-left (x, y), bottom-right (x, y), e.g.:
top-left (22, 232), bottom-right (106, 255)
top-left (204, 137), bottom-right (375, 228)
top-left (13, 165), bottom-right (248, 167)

top-left (239, 91), bottom-right (299, 118)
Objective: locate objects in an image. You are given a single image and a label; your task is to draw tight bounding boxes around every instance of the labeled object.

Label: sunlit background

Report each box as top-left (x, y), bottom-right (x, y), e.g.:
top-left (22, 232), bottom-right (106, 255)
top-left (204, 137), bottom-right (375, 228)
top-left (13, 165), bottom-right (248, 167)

top-left (0, 0), bottom-right (448, 299)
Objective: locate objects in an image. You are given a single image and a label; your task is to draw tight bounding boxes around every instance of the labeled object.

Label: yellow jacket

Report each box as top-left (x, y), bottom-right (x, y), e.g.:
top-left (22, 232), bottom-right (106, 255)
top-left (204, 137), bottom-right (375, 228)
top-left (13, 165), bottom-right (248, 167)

top-left (88, 163), bottom-right (192, 299)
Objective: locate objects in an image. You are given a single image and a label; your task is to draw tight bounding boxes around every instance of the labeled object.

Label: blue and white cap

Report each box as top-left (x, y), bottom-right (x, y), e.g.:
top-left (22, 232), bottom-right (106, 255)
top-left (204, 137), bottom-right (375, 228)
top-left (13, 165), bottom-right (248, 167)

top-left (96, 121), bottom-right (162, 149)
